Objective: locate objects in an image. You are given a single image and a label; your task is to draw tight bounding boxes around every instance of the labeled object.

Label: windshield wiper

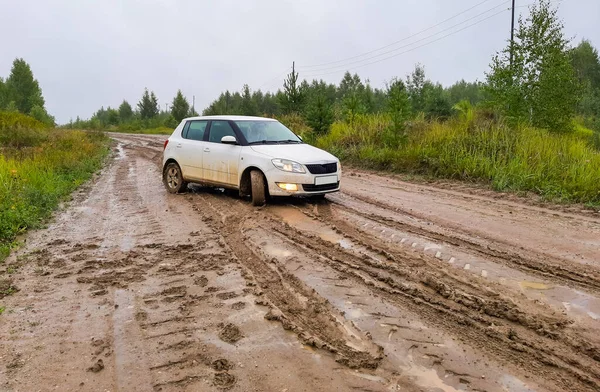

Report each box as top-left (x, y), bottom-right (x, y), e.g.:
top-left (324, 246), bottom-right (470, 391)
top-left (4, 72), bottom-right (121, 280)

top-left (277, 139), bottom-right (302, 144)
top-left (248, 140), bottom-right (277, 145)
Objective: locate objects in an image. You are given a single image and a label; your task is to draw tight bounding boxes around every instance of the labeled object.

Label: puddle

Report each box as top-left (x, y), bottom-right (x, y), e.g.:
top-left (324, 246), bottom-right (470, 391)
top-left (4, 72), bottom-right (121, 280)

top-left (262, 244), bottom-right (293, 258)
top-left (270, 206), bottom-right (352, 249)
top-left (500, 374), bottom-right (536, 392)
top-left (345, 370), bottom-right (388, 383)
top-left (116, 143), bottom-right (126, 160)
top-left (565, 295), bottom-right (600, 320)
top-left (520, 281), bottom-right (551, 290)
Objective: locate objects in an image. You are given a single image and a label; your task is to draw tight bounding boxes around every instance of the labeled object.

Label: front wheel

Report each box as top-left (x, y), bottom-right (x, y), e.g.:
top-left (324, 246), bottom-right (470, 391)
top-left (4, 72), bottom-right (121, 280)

top-left (250, 170), bottom-right (266, 206)
top-left (163, 162), bottom-right (188, 194)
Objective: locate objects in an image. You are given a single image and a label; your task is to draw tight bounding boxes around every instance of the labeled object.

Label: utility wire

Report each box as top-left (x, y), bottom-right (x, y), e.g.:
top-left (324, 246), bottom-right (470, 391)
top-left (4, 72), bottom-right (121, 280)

top-left (299, 1), bottom-right (511, 74)
top-left (257, 67), bottom-right (292, 90)
top-left (297, 0), bottom-right (509, 70)
top-left (302, 8), bottom-right (509, 78)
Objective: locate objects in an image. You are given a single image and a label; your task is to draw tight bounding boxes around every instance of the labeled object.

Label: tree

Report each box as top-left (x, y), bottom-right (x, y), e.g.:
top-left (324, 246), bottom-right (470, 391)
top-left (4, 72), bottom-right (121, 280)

top-left (571, 40), bottom-right (600, 89)
top-left (305, 93), bottom-right (334, 135)
top-left (0, 77), bottom-right (6, 109)
top-left (170, 90), bottom-right (190, 122)
top-left (240, 84), bottom-right (258, 116)
top-left (30, 105), bottom-right (55, 126)
top-left (118, 100), bottom-right (133, 122)
top-left (279, 66), bottom-right (304, 114)
top-left (571, 40), bottom-right (600, 119)
top-left (137, 88), bottom-right (159, 120)
top-left (486, 0), bottom-right (579, 132)
top-left (446, 80), bottom-right (485, 106)
top-left (5, 58), bottom-right (45, 114)
top-left (106, 107), bottom-right (120, 126)
top-left (406, 64), bottom-right (427, 113)
top-left (424, 83), bottom-right (452, 120)
top-left (386, 79), bottom-right (411, 133)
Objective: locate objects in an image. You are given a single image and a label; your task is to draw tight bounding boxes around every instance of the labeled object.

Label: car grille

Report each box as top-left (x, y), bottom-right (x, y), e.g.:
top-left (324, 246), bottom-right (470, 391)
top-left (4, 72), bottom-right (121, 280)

top-left (302, 182), bottom-right (340, 192)
top-left (305, 162), bottom-right (337, 174)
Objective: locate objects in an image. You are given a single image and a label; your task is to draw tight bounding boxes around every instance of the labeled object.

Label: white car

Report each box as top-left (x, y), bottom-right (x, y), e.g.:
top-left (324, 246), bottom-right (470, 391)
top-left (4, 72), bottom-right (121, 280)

top-left (162, 115), bottom-right (341, 205)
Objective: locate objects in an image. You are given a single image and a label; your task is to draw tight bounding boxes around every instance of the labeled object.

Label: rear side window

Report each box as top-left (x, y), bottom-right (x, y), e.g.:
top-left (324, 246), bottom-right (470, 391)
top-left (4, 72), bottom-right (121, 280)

top-left (208, 121), bottom-right (236, 143)
top-left (184, 121), bottom-right (208, 141)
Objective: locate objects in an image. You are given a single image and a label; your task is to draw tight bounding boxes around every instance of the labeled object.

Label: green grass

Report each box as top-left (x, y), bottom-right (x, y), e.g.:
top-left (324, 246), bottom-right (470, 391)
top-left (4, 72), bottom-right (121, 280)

top-left (0, 111), bottom-right (110, 261)
top-left (0, 306), bottom-right (5, 315)
top-left (310, 112), bottom-right (600, 206)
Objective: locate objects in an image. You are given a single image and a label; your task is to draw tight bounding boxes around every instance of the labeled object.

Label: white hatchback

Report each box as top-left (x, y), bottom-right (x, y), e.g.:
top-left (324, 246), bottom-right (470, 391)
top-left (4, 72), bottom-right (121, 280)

top-left (162, 115), bottom-right (341, 205)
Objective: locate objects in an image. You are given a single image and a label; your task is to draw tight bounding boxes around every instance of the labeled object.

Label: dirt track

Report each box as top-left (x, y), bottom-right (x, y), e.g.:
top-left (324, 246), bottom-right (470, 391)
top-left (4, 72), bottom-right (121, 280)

top-left (1, 133), bottom-right (599, 392)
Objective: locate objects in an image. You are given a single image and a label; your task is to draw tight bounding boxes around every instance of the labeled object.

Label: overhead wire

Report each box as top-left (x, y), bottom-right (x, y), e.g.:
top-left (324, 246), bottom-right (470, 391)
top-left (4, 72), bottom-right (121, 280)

top-left (302, 8), bottom-right (510, 78)
top-left (297, 0), bottom-right (509, 70)
top-left (299, 1), bottom-right (511, 75)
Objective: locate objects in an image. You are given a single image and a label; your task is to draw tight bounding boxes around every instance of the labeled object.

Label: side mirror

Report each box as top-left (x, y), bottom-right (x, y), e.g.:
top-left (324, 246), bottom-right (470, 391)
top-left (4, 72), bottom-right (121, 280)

top-left (221, 135), bottom-right (237, 144)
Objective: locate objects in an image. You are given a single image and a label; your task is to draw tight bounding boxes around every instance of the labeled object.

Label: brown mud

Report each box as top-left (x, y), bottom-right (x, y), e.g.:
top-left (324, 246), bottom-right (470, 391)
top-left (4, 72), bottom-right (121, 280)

top-left (0, 133), bottom-right (599, 391)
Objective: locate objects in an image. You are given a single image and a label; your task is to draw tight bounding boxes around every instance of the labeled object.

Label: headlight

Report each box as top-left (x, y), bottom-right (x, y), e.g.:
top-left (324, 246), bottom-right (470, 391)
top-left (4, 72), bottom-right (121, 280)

top-left (272, 159), bottom-right (305, 173)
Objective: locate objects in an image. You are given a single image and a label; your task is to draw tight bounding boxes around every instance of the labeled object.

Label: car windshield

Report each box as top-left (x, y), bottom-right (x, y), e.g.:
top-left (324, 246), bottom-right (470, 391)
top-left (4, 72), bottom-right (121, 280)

top-left (235, 120), bottom-right (302, 144)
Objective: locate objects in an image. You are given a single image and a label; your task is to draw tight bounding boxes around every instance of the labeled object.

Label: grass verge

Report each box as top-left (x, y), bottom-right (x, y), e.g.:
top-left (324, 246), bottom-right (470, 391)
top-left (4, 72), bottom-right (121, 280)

top-left (306, 112), bottom-right (600, 206)
top-left (0, 111), bottom-right (110, 261)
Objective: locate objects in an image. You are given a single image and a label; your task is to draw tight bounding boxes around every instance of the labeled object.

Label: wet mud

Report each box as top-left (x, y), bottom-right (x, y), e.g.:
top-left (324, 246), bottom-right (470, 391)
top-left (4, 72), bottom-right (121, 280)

top-left (1, 133), bottom-right (599, 391)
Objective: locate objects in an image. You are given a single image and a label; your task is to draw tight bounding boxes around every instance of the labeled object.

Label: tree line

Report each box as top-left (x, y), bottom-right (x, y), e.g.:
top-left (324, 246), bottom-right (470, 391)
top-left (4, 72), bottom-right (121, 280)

top-left (69, 88), bottom-right (199, 130)
top-left (0, 58), bottom-right (55, 126)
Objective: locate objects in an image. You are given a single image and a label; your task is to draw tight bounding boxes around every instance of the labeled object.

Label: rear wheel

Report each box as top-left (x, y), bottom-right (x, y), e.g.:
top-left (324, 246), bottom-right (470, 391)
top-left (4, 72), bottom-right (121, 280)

top-left (250, 170), bottom-right (266, 206)
top-left (163, 162), bottom-right (188, 194)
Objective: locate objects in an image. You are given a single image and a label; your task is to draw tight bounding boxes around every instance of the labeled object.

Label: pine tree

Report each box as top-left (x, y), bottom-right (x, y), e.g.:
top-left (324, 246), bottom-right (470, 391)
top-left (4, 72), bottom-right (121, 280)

top-left (241, 84), bottom-right (258, 116)
top-left (170, 90), bottom-right (190, 122)
top-left (387, 79), bottom-right (411, 133)
top-left (279, 65), bottom-right (304, 114)
top-left (5, 58), bottom-right (45, 114)
top-left (118, 100), bottom-right (133, 122)
top-left (306, 93), bottom-right (334, 135)
top-left (138, 88), bottom-right (159, 120)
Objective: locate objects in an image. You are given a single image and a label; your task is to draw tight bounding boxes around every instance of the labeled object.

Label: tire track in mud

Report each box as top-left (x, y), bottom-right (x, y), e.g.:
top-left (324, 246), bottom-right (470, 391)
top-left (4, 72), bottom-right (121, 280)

top-left (259, 206), bottom-right (600, 391)
top-left (330, 191), bottom-right (600, 293)
top-left (193, 193), bottom-right (385, 370)
top-left (186, 190), bottom-right (600, 391)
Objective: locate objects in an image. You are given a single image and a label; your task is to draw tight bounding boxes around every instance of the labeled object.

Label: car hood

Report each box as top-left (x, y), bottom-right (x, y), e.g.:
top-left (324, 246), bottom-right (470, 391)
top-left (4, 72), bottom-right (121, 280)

top-left (250, 143), bottom-right (338, 164)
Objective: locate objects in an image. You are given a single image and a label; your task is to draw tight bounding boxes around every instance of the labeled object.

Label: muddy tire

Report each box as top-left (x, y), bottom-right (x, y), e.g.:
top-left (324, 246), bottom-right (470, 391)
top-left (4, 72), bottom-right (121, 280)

top-left (163, 162), bottom-right (188, 194)
top-left (250, 170), bottom-right (266, 206)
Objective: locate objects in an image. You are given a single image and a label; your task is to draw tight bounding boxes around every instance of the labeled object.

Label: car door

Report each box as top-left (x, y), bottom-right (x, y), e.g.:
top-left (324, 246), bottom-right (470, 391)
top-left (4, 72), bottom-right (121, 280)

top-left (177, 120), bottom-right (208, 180)
top-left (203, 120), bottom-right (242, 186)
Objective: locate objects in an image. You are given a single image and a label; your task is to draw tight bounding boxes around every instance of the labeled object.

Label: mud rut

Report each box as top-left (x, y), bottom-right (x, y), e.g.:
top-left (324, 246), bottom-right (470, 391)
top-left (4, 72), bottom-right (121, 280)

top-left (1, 133), bottom-right (599, 392)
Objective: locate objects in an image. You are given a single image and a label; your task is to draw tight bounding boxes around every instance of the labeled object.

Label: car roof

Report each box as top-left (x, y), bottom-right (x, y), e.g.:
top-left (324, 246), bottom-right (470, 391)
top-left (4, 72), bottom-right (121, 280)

top-left (182, 115), bottom-right (277, 122)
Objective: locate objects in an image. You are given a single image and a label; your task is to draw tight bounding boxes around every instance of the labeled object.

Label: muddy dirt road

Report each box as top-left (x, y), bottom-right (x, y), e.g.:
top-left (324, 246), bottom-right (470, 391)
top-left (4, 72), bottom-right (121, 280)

top-left (1, 133), bottom-right (599, 392)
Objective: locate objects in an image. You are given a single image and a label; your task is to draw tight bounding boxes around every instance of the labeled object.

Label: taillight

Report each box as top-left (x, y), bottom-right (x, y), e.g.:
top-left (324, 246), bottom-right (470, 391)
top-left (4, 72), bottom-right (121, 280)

top-left (163, 140), bottom-right (169, 150)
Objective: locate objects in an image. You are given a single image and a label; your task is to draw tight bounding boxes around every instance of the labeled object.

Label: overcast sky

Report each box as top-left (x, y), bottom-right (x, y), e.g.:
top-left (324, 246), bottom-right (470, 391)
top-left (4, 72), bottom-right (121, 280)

top-left (1, 0), bottom-right (598, 124)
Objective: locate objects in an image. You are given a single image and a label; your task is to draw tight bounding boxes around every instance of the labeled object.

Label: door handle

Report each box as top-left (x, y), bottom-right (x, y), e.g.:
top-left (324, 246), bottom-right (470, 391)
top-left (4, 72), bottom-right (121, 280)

top-left (204, 148), bottom-right (210, 152)
top-left (176, 143), bottom-right (182, 148)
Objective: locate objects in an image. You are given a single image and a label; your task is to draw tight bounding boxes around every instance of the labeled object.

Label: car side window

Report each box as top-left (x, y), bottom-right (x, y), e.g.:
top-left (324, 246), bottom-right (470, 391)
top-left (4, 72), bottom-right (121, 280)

top-left (185, 121), bottom-right (208, 141)
top-left (181, 121), bottom-right (191, 138)
top-left (208, 121), bottom-right (237, 143)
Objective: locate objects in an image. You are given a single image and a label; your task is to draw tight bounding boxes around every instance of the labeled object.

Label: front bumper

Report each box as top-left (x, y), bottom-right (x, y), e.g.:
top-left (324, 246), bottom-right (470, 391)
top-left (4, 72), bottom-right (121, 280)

top-left (266, 170), bottom-right (341, 196)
